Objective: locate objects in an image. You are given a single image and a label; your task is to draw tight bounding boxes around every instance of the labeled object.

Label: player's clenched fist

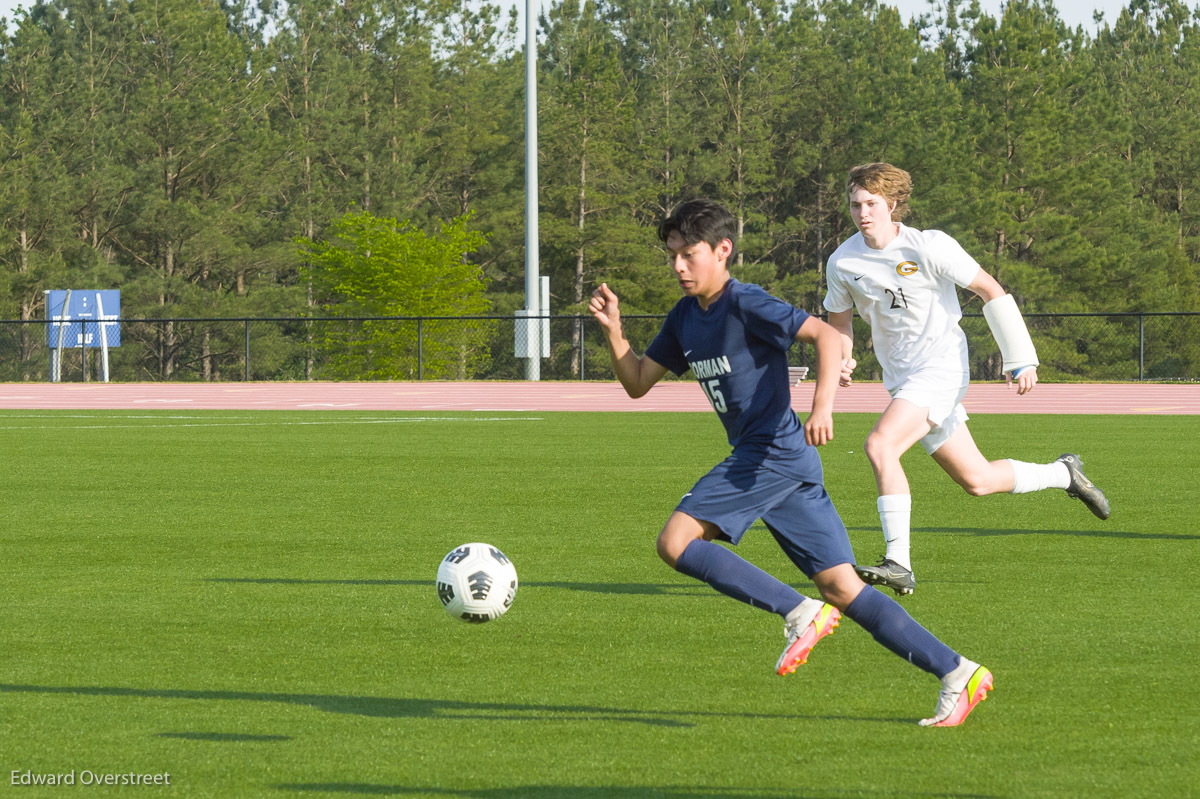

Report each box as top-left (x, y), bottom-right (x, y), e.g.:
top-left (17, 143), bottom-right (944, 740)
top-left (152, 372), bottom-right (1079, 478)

top-left (839, 357), bottom-right (857, 387)
top-left (590, 283), bottom-right (621, 332)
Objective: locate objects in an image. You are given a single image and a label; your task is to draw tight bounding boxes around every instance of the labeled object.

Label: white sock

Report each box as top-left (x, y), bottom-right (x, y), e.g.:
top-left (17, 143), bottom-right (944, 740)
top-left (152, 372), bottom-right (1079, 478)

top-left (944, 656), bottom-right (980, 687)
top-left (784, 597), bottom-right (823, 628)
top-left (878, 494), bottom-right (912, 570)
top-left (1008, 460), bottom-right (1070, 494)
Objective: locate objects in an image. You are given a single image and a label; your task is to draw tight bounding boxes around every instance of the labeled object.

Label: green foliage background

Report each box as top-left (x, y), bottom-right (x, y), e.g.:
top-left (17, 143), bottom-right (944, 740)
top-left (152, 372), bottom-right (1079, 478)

top-left (299, 211), bottom-right (494, 379)
top-left (1, 0), bottom-right (1198, 378)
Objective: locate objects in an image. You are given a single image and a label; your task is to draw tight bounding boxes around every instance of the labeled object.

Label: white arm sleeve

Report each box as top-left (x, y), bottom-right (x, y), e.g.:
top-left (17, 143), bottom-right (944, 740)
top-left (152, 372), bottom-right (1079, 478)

top-left (982, 294), bottom-right (1038, 374)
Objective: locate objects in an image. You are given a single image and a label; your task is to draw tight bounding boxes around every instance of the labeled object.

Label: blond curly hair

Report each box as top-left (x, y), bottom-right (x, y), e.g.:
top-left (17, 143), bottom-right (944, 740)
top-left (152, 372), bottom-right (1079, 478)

top-left (847, 163), bottom-right (912, 222)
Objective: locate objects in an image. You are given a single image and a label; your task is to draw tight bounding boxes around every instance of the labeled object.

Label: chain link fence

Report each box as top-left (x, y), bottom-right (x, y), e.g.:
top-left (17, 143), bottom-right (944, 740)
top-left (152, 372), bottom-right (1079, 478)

top-left (1, 312), bottom-right (1197, 383)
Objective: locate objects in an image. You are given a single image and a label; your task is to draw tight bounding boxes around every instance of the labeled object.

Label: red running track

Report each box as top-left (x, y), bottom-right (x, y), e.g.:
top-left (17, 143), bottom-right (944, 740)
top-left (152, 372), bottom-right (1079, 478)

top-left (0, 381), bottom-right (1197, 414)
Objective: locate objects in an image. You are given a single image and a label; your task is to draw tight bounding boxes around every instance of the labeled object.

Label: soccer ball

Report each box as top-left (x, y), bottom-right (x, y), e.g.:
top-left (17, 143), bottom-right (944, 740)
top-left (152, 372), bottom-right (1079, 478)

top-left (436, 543), bottom-right (518, 623)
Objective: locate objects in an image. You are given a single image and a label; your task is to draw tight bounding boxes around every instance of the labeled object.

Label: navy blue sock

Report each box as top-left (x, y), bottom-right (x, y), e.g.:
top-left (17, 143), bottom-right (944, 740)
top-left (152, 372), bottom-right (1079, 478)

top-left (844, 586), bottom-right (960, 677)
top-left (674, 539), bottom-right (806, 618)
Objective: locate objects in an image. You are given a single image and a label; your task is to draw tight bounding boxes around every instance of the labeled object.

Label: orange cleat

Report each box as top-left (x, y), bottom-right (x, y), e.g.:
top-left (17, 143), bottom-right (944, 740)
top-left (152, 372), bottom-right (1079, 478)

top-left (919, 660), bottom-right (993, 727)
top-left (775, 602), bottom-right (841, 676)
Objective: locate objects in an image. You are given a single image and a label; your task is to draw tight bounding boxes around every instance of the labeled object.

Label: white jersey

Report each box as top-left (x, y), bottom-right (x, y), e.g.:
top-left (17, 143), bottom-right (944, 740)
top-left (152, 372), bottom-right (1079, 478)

top-left (823, 225), bottom-right (981, 393)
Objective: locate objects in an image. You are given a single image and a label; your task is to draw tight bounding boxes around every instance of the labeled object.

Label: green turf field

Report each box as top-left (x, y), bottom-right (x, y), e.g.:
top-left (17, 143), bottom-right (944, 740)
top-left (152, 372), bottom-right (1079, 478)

top-left (1, 408), bottom-right (1196, 798)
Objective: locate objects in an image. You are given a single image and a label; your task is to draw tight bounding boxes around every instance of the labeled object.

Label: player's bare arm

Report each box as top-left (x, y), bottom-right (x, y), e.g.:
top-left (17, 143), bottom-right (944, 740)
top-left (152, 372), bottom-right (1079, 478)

top-left (965, 268), bottom-right (1005, 304)
top-left (590, 283), bottom-right (669, 398)
top-left (795, 315), bottom-right (842, 447)
top-left (967, 270), bottom-right (1039, 395)
top-left (827, 310), bottom-right (857, 387)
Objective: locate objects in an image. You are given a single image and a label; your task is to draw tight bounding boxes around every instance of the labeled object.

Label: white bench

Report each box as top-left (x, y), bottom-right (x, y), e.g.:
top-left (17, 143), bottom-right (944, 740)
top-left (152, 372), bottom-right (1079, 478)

top-left (788, 366), bottom-right (809, 384)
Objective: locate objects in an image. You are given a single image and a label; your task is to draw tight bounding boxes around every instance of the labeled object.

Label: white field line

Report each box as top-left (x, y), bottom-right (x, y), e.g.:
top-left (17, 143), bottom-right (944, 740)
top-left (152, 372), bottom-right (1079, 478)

top-left (0, 415), bottom-right (542, 431)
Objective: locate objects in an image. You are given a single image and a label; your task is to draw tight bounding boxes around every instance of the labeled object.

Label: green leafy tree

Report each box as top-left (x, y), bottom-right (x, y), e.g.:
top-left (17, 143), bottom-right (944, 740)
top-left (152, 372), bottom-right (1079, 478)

top-left (299, 210), bottom-right (494, 379)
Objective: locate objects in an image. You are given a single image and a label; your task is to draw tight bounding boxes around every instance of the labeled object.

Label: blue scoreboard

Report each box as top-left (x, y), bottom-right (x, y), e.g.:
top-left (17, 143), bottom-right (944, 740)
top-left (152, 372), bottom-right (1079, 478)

top-left (46, 290), bottom-right (121, 349)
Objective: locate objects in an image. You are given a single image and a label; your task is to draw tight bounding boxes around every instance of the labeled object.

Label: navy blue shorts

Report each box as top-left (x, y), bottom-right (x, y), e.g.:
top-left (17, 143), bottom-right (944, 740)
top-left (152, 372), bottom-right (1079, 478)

top-left (675, 454), bottom-right (855, 578)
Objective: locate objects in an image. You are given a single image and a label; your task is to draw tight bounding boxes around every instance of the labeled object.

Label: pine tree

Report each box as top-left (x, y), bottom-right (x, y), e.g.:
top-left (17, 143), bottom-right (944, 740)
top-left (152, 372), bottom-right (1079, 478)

top-left (0, 7), bottom-right (75, 378)
top-left (539, 0), bottom-right (647, 372)
top-left (111, 0), bottom-right (276, 377)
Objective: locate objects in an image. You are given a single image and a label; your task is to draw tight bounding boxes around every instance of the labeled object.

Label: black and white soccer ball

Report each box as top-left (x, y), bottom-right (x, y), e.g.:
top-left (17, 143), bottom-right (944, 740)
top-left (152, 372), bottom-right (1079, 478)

top-left (435, 543), bottom-right (518, 623)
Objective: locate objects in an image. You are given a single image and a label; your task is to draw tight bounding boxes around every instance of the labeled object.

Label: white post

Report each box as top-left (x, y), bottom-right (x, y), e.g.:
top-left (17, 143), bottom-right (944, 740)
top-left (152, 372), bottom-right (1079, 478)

top-left (539, 275), bottom-right (550, 357)
top-left (96, 292), bottom-right (111, 383)
top-left (54, 289), bottom-right (72, 383)
top-left (523, 0), bottom-right (540, 381)
top-left (45, 290), bottom-right (57, 382)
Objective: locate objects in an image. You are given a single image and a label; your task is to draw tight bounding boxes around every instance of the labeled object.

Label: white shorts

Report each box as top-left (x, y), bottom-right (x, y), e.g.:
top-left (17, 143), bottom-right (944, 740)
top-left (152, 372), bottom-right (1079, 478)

top-left (891, 376), bottom-right (969, 454)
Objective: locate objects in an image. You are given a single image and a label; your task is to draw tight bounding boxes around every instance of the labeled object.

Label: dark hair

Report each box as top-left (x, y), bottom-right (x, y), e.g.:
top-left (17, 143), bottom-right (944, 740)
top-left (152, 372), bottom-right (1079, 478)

top-left (657, 199), bottom-right (738, 263)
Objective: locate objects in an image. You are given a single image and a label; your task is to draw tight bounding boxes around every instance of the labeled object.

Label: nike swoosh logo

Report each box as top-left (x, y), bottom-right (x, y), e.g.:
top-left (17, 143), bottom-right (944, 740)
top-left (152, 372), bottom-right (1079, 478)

top-left (684, 350), bottom-right (693, 357)
top-left (853, 274), bottom-right (865, 281)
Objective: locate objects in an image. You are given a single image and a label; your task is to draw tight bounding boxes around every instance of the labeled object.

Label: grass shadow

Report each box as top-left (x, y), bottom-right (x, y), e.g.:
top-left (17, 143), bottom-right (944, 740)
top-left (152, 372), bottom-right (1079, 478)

top-left (277, 784), bottom-right (1000, 798)
top-left (847, 526), bottom-right (1200, 540)
top-left (207, 578), bottom-right (719, 596)
top-left (0, 683), bottom-right (902, 728)
top-left (156, 731), bottom-right (291, 742)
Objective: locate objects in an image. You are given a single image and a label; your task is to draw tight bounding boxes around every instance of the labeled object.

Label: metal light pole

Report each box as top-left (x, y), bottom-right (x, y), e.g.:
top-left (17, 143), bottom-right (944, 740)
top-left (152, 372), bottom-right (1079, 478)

top-left (523, 0), bottom-right (541, 381)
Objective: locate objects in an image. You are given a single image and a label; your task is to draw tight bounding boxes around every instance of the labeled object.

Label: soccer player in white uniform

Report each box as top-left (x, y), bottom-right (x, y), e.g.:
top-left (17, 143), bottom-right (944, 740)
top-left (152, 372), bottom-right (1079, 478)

top-left (824, 163), bottom-right (1109, 596)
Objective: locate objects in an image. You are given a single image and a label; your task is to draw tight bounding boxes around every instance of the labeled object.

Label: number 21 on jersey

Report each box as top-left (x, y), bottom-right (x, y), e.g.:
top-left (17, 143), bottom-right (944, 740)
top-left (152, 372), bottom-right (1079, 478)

top-left (884, 287), bottom-right (909, 310)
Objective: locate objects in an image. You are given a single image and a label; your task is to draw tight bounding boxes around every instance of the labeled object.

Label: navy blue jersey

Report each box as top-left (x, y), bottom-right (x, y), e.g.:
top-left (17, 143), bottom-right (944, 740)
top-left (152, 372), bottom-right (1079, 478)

top-left (645, 279), bottom-right (822, 481)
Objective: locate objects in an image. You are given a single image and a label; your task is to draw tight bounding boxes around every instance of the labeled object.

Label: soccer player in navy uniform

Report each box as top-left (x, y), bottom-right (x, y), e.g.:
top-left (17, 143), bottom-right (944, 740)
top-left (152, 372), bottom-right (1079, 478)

top-left (589, 198), bottom-right (991, 726)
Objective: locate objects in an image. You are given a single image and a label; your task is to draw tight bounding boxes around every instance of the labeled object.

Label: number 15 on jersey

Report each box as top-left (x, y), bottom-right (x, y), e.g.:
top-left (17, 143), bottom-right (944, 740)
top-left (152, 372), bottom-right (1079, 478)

top-left (701, 379), bottom-right (728, 412)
